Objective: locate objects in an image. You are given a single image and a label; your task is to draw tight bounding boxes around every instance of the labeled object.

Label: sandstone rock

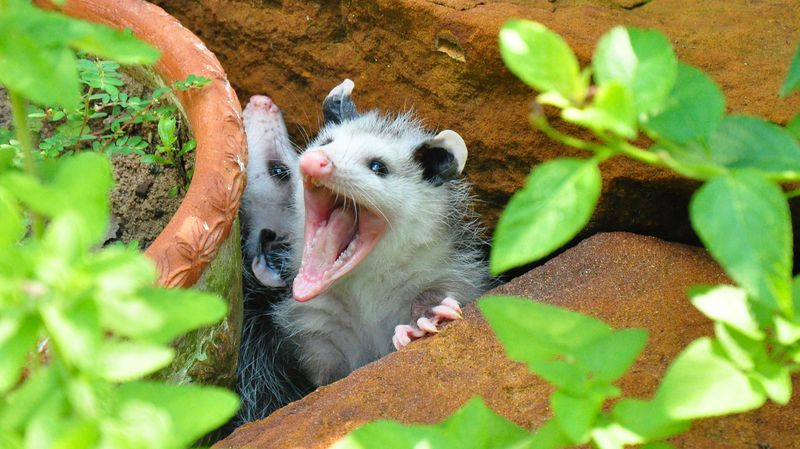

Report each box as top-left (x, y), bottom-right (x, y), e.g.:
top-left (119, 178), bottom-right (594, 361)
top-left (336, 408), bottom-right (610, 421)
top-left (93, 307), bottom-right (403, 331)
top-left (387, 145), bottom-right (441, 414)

top-left (151, 0), bottom-right (799, 253)
top-left (215, 232), bottom-right (800, 449)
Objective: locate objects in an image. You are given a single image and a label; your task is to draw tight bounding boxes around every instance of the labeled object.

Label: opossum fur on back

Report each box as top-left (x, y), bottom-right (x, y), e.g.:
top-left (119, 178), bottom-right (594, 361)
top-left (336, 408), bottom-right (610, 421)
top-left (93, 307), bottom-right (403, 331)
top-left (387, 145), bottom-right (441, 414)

top-left (272, 79), bottom-right (491, 387)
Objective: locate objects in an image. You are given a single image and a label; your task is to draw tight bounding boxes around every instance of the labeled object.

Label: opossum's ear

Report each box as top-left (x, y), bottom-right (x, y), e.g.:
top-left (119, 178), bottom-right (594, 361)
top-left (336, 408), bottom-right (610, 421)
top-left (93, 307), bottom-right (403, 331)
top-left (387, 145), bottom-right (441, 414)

top-left (322, 79), bottom-right (359, 125)
top-left (414, 130), bottom-right (468, 187)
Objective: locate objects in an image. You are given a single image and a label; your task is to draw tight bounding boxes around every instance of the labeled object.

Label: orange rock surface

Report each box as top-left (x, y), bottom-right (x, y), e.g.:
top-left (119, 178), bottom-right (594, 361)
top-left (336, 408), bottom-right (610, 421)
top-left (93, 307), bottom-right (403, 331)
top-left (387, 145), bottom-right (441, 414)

top-left (215, 233), bottom-right (800, 449)
top-left (153, 0), bottom-right (799, 247)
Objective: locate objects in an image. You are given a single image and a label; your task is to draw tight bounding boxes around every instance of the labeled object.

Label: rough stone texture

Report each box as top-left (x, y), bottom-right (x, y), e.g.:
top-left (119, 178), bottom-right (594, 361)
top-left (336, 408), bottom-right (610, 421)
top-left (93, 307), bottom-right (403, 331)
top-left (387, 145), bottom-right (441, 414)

top-left (214, 233), bottom-right (800, 449)
top-left (151, 0), bottom-right (799, 251)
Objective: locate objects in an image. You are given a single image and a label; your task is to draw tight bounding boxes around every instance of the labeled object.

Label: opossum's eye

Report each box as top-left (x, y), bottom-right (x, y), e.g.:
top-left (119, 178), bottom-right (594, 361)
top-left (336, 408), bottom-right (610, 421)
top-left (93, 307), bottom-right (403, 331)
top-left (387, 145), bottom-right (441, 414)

top-left (268, 162), bottom-right (290, 182)
top-left (368, 159), bottom-right (388, 177)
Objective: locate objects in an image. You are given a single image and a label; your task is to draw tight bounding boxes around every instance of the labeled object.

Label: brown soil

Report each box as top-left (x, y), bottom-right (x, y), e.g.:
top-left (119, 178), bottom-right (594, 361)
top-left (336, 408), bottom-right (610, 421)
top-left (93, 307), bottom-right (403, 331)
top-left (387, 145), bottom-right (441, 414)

top-left (107, 153), bottom-right (187, 248)
top-left (105, 69), bottom-right (194, 249)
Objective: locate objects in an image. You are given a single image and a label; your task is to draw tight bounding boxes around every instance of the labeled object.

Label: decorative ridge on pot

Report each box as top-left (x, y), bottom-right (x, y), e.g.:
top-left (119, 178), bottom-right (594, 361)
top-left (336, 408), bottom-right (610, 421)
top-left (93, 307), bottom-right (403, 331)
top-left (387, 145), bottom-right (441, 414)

top-left (34, 0), bottom-right (247, 288)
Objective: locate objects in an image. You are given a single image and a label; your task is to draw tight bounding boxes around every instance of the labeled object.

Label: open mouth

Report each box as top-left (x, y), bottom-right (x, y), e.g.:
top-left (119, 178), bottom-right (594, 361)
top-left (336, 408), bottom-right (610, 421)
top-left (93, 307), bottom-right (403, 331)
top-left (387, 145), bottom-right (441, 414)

top-left (293, 178), bottom-right (387, 301)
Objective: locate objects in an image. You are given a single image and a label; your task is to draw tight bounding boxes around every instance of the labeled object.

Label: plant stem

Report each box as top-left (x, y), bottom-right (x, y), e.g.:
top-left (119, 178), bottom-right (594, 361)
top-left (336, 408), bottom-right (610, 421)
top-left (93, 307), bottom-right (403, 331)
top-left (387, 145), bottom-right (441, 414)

top-left (75, 86), bottom-right (94, 147)
top-left (97, 101), bottom-right (157, 153)
top-left (528, 111), bottom-right (605, 154)
top-left (9, 90), bottom-right (44, 238)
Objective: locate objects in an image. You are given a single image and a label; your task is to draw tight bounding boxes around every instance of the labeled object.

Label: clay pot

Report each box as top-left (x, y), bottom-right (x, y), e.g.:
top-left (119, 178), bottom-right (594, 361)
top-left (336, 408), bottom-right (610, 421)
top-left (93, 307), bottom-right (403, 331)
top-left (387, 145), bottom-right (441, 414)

top-left (34, 0), bottom-right (247, 387)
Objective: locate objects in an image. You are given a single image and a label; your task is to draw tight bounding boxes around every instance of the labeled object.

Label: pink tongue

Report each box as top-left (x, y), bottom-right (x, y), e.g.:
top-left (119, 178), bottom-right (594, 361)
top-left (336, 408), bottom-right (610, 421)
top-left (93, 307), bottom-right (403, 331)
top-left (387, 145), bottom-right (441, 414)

top-left (297, 207), bottom-right (357, 288)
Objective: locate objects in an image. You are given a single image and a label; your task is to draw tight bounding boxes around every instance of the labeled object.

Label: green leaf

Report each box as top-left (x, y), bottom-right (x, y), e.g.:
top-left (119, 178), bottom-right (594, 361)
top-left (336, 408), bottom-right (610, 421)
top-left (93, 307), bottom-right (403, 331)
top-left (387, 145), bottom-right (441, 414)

top-left (779, 41), bottom-right (800, 97)
top-left (714, 322), bottom-right (760, 371)
top-left (690, 172), bottom-right (792, 313)
top-left (521, 359), bottom-right (586, 392)
top-left (92, 342), bottom-right (175, 382)
top-left (116, 382), bottom-right (239, 448)
top-left (592, 27), bottom-right (677, 117)
top-left (0, 314), bottom-right (39, 394)
top-left (654, 337), bottom-right (765, 419)
top-left (590, 418), bottom-right (641, 449)
top-left (787, 113), bottom-right (800, 140)
top-left (86, 245), bottom-right (157, 299)
top-left (643, 63), bottom-right (725, 143)
top-left (332, 397), bottom-right (530, 449)
top-left (50, 421), bottom-right (98, 449)
top-left (562, 82), bottom-right (637, 139)
top-left (491, 158), bottom-right (601, 274)
top-left (774, 316), bottom-right (800, 345)
top-left (129, 288), bottom-right (228, 344)
top-left (42, 212), bottom-right (92, 265)
top-left (40, 299), bottom-right (102, 369)
top-left (689, 285), bottom-right (763, 339)
top-left (0, 188), bottom-right (23, 246)
top-left (551, 391), bottom-right (603, 444)
top-left (101, 399), bottom-right (172, 449)
top-left (499, 20), bottom-right (584, 106)
top-left (0, 14), bottom-right (81, 109)
top-left (0, 153), bottom-right (113, 244)
top-left (750, 362), bottom-right (791, 405)
top-left (530, 419), bottom-right (571, 449)
top-left (479, 296), bottom-right (611, 365)
top-left (1, 366), bottom-right (60, 430)
top-left (707, 115), bottom-right (800, 175)
top-left (612, 398), bottom-right (690, 441)
top-left (157, 115), bottom-right (177, 146)
top-left (0, 146), bottom-right (14, 171)
top-left (574, 328), bottom-right (648, 383)
top-left (51, 152), bottom-right (113, 242)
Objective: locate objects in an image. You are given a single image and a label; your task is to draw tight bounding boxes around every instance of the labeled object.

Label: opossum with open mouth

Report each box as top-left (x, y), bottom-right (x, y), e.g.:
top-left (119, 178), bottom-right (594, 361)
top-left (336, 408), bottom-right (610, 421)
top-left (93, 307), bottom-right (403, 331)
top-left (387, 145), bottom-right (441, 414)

top-left (272, 80), bottom-right (490, 387)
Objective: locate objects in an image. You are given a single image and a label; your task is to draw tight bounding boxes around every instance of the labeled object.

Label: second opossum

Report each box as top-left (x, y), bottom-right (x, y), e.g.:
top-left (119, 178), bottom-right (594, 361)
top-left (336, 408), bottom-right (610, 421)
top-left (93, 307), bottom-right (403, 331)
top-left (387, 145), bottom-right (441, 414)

top-left (272, 80), bottom-right (490, 387)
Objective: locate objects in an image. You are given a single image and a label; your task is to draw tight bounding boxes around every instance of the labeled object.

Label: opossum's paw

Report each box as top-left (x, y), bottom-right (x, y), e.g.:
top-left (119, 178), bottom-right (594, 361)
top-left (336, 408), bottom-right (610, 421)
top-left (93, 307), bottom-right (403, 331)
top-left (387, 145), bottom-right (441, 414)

top-left (392, 297), bottom-right (463, 350)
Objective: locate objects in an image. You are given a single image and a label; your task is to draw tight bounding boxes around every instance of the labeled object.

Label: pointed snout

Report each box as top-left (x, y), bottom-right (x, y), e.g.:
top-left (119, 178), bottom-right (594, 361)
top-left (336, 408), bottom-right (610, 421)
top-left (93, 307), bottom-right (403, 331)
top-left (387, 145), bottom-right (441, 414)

top-left (246, 95), bottom-right (279, 113)
top-left (299, 150), bottom-right (334, 179)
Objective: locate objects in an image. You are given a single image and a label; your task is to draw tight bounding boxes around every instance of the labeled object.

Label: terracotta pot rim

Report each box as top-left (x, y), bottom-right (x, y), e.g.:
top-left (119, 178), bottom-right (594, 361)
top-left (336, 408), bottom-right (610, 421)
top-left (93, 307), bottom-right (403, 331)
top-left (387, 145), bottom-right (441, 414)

top-left (36, 0), bottom-right (247, 288)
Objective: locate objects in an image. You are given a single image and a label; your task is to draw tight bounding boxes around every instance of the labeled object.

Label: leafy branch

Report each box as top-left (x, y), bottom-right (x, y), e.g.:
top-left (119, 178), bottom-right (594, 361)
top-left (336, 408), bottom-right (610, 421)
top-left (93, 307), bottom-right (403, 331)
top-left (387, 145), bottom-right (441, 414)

top-left (0, 2), bottom-right (238, 448)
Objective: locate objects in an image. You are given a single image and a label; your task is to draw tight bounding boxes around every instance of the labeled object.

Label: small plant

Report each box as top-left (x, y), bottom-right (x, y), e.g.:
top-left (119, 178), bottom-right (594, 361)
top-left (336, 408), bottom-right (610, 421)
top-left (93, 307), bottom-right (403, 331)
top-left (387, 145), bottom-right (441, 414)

top-left (0, 1), bottom-right (238, 448)
top-left (1, 54), bottom-right (209, 191)
top-left (334, 20), bottom-right (800, 449)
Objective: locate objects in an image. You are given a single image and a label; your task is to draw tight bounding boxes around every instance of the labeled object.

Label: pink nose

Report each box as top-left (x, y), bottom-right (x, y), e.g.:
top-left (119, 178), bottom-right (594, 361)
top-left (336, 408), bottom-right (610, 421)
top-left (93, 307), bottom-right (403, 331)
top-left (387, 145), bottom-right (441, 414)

top-left (299, 150), bottom-right (334, 178)
top-left (247, 95), bottom-right (278, 113)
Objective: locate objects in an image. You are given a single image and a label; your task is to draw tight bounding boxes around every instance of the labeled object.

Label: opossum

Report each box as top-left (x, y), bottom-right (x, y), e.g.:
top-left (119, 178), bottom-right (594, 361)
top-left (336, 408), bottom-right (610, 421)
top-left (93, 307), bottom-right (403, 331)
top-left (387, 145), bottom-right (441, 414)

top-left (235, 95), bottom-right (312, 426)
top-left (272, 80), bottom-right (490, 387)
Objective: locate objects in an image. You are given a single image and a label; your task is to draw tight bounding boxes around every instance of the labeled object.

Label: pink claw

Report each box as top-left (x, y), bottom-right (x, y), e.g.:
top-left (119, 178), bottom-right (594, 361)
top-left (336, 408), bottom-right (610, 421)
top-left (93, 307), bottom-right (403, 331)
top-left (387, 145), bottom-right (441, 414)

top-left (392, 297), bottom-right (464, 350)
top-left (393, 324), bottom-right (424, 350)
top-left (416, 317), bottom-right (439, 334)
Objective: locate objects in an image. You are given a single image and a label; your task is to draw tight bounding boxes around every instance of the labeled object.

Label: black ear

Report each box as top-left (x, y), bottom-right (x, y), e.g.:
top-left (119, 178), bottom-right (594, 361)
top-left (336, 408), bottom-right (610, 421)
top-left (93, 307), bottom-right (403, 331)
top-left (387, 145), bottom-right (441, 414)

top-left (413, 130), bottom-right (468, 187)
top-left (322, 79), bottom-right (359, 125)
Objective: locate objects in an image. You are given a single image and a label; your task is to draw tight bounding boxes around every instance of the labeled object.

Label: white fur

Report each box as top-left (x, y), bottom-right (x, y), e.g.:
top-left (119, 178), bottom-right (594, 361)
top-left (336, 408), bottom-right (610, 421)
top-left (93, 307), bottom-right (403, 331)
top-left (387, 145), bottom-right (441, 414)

top-left (241, 99), bottom-right (298, 260)
top-left (273, 111), bottom-right (489, 386)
